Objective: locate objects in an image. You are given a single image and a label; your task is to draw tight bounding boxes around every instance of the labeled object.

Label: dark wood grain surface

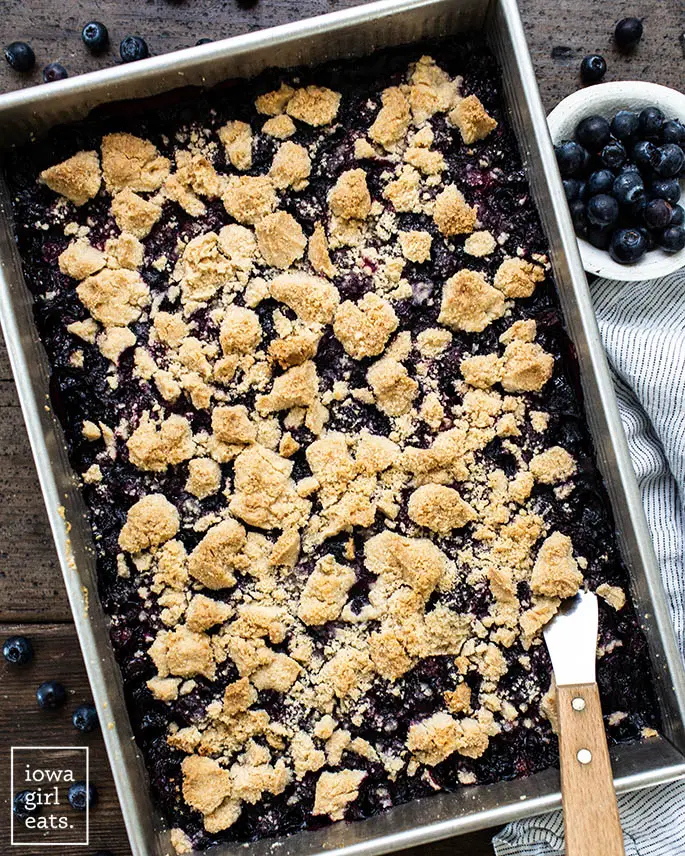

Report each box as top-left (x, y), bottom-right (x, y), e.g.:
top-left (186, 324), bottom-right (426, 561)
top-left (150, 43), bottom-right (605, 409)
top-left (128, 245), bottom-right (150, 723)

top-left (0, 0), bottom-right (682, 852)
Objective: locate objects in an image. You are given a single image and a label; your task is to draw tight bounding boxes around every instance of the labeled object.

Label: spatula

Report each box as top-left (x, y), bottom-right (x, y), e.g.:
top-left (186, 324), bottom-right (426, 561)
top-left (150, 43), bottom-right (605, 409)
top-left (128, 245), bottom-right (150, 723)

top-left (543, 590), bottom-right (626, 856)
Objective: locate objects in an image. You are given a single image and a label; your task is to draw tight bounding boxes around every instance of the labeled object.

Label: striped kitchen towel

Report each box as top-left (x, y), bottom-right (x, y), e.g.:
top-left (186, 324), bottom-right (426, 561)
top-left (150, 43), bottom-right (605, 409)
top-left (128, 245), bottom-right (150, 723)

top-left (493, 272), bottom-right (685, 856)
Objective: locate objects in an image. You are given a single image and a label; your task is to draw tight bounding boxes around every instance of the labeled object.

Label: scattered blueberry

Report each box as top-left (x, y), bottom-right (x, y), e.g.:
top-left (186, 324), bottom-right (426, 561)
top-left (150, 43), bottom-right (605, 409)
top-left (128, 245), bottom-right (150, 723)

top-left (554, 140), bottom-right (588, 177)
top-left (650, 178), bottom-right (681, 205)
top-left (36, 680), bottom-right (66, 710)
top-left (600, 140), bottom-right (626, 170)
top-left (42, 62), bottom-right (68, 83)
top-left (639, 106), bottom-right (665, 139)
top-left (580, 54), bottom-right (606, 84)
top-left (196, 38), bottom-right (213, 46)
top-left (3, 635), bottom-right (33, 665)
top-left (643, 198), bottom-right (673, 230)
top-left (611, 110), bottom-right (639, 140)
top-left (670, 206), bottom-right (684, 226)
top-left (614, 17), bottom-right (643, 51)
top-left (119, 36), bottom-right (149, 63)
top-left (575, 115), bottom-right (611, 151)
top-left (82, 22), bottom-right (109, 53)
top-left (632, 139), bottom-right (659, 171)
top-left (4, 41), bottom-right (35, 72)
top-left (612, 171), bottom-right (645, 207)
top-left (72, 703), bottom-right (99, 733)
top-left (13, 790), bottom-right (40, 820)
top-left (653, 143), bottom-right (685, 178)
top-left (610, 228), bottom-right (647, 263)
top-left (587, 194), bottom-right (619, 227)
top-left (587, 169), bottom-right (614, 195)
top-left (68, 781), bottom-right (97, 811)
top-left (657, 225), bottom-right (685, 253)
top-left (662, 120), bottom-right (685, 145)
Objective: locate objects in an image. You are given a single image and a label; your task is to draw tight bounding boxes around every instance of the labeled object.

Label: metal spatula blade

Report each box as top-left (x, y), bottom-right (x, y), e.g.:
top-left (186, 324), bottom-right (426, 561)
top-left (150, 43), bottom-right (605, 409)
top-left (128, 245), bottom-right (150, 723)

top-left (543, 589), bottom-right (598, 686)
top-left (542, 589), bottom-right (626, 856)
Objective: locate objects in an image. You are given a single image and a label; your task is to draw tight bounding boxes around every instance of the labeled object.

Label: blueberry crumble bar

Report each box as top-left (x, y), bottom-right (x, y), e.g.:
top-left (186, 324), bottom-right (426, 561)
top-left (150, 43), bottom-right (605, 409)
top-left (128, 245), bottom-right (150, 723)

top-left (6, 37), bottom-right (659, 853)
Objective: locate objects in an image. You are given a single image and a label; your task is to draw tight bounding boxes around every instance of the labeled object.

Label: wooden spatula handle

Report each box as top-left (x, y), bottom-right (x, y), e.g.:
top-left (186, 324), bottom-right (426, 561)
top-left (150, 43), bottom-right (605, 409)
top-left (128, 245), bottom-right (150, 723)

top-left (557, 683), bottom-right (625, 856)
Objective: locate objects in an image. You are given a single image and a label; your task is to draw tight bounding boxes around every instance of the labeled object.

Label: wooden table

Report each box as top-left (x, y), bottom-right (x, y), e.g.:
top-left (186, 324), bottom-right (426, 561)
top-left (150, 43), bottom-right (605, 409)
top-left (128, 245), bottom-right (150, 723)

top-left (0, 0), bottom-right (682, 852)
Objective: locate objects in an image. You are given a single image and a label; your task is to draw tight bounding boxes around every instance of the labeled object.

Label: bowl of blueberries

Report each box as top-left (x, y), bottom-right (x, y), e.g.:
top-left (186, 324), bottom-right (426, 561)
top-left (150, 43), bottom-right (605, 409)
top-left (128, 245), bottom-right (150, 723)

top-left (548, 81), bottom-right (685, 280)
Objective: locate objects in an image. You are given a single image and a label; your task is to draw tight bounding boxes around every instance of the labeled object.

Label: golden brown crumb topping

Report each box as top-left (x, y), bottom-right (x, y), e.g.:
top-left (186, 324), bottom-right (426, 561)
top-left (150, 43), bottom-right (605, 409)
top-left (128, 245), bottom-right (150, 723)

top-left (101, 133), bottom-right (170, 194)
top-left (449, 94), bottom-right (497, 144)
top-left (286, 86), bottom-right (341, 126)
top-left (438, 269), bottom-right (505, 333)
top-left (40, 151), bottom-right (102, 206)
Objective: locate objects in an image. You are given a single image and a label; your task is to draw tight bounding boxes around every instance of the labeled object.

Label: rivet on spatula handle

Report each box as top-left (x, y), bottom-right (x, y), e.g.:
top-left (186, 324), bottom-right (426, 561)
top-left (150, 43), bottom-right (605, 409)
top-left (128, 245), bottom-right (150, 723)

top-left (557, 683), bottom-right (626, 856)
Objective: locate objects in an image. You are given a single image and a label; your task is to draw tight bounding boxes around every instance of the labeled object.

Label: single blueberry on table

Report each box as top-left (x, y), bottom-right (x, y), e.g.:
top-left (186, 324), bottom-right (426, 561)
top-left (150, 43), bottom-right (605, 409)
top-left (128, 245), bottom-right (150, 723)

top-left (610, 228), bottom-right (647, 263)
top-left (3, 635), bottom-right (33, 665)
top-left (643, 198), bottom-right (673, 230)
top-left (119, 36), bottom-right (149, 63)
top-left (632, 139), bottom-right (659, 171)
top-left (13, 790), bottom-right (40, 820)
top-left (614, 17), bottom-right (644, 51)
top-left (600, 140), bottom-right (626, 170)
top-left (639, 106), bottom-right (665, 139)
top-left (575, 115), bottom-right (611, 151)
top-left (81, 22), bottom-right (109, 52)
top-left (196, 38), bottom-right (213, 46)
top-left (586, 225), bottom-right (612, 250)
top-left (611, 110), bottom-right (639, 140)
top-left (670, 205), bottom-right (684, 226)
top-left (72, 703), bottom-right (99, 733)
top-left (587, 169), bottom-right (614, 195)
top-left (554, 140), bottom-right (588, 177)
top-left (650, 178), bottom-right (681, 205)
top-left (658, 225), bottom-right (685, 253)
top-left (653, 144), bottom-right (685, 178)
top-left (662, 120), bottom-right (685, 145)
top-left (42, 62), bottom-right (68, 83)
top-left (67, 781), bottom-right (97, 811)
top-left (613, 171), bottom-right (645, 206)
top-left (580, 54), bottom-right (606, 84)
top-left (4, 42), bottom-right (35, 72)
top-left (587, 194), bottom-right (619, 227)
top-left (36, 680), bottom-right (66, 710)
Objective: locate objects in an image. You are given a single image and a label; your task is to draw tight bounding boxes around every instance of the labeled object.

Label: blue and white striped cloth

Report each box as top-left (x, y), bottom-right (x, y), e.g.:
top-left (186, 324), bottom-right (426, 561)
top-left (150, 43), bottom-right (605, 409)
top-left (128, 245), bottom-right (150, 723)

top-left (493, 272), bottom-right (685, 855)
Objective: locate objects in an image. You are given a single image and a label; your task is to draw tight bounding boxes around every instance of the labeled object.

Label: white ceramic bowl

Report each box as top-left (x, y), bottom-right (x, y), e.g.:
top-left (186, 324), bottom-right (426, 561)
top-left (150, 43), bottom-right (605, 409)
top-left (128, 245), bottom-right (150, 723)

top-left (547, 81), bottom-right (685, 281)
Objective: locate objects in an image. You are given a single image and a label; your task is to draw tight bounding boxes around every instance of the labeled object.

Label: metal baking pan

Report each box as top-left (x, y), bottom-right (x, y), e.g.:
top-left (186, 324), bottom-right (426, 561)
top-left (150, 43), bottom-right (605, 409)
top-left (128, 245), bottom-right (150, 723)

top-left (1, 0), bottom-right (684, 854)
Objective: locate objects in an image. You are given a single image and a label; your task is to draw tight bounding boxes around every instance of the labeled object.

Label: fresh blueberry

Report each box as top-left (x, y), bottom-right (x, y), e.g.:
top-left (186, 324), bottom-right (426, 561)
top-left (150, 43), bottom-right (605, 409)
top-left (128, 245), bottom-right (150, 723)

top-left (670, 205), bottom-right (684, 226)
top-left (13, 790), bottom-right (40, 820)
top-left (72, 703), bottom-right (99, 733)
top-left (562, 178), bottom-right (583, 202)
top-left (639, 106), bottom-right (665, 139)
top-left (611, 110), bottom-right (640, 140)
top-left (82, 22), bottom-right (109, 53)
top-left (36, 680), bottom-right (66, 710)
top-left (587, 169), bottom-right (614, 195)
top-left (650, 178), bottom-right (681, 205)
top-left (620, 162), bottom-right (641, 174)
top-left (580, 54), bottom-right (606, 84)
top-left (4, 41), bottom-right (35, 72)
top-left (575, 115), bottom-right (611, 151)
top-left (657, 225), bottom-right (685, 253)
top-left (196, 38), bottom-right (213, 46)
top-left (662, 120), bottom-right (685, 145)
top-left (612, 171), bottom-right (645, 206)
top-left (653, 143), bottom-right (685, 177)
top-left (119, 36), bottom-right (149, 63)
top-left (569, 199), bottom-right (588, 233)
top-left (587, 194), bottom-right (619, 227)
top-left (643, 198), bottom-right (673, 230)
top-left (609, 228), bottom-right (647, 263)
top-left (3, 635), bottom-right (33, 665)
top-left (632, 139), bottom-right (659, 170)
top-left (614, 17), bottom-right (643, 50)
top-left (554, 140), bottom-right (588, 177)
top-left (585, 225), bottom-right (612, 250)
top-left (68, 781), bottom-right (97, 811)
top-left (637, 226), bottom-right (656, 251)
top-left (600, 141), bottom-right (626, 170)
top-left (42, 62), bottom-right (68, 83)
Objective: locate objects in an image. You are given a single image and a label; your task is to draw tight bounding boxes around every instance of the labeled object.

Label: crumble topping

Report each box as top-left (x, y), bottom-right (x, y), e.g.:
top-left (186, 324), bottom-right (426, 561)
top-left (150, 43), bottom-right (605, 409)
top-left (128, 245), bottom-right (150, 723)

top-left (19, 40), bottom-right (656, 852)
